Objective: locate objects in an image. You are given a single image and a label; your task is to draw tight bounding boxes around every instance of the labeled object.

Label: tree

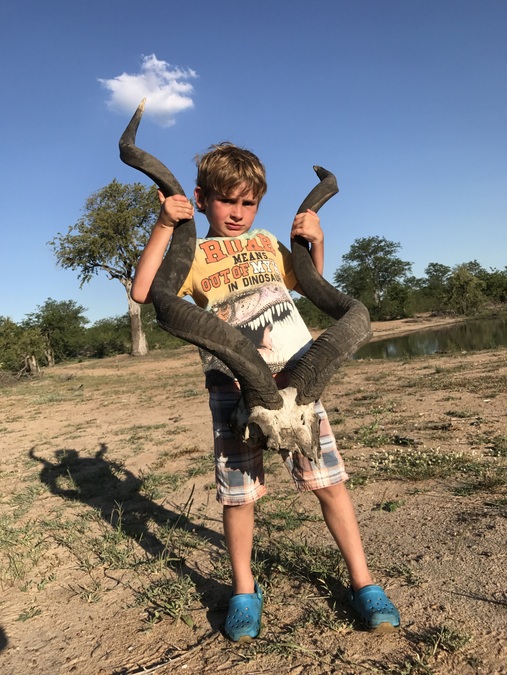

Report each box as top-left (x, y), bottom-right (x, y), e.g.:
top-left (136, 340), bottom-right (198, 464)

top-left (140, 304), bottom-right (187, 350)
top-left (480, 268), bottom-right (507, 303)
top-left (24, 298), bottom-right (89, 365)
top-left (419, 262), bottom-right (452, 313)
top-left (381, 281), bottom-right (411, 320)
top-left (333, 236), bottom-right (412, 320)
top-left (85, 315), bottom-right (131, 358)
top-left (49, 180), bottom-right (160, 356)
top-left (293, 296), bottom-right (335, 330)
top-left (462, 259), bottom-right (486, 277)
top-left (0, 317), bottom-right (45, 376)
top-left (84, 307), bottom-right (185, 359)
top-left (446, 264), bottom-right (486, 315)
top-left (461, 261), bottom-right (507, 304)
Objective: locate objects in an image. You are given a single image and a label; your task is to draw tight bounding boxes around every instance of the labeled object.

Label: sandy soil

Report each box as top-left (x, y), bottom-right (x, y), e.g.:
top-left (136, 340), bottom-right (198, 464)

top-left (1, 315), bottom-right (506, 674)
top-left (369, 314), bottom-right (469, 340)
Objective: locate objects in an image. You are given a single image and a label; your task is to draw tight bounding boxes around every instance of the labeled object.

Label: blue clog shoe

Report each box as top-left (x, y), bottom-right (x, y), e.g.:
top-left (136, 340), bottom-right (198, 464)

top-left (349, 584), bottom-right (400, 632)
top-left (224, 581), bottom-right (263, 643)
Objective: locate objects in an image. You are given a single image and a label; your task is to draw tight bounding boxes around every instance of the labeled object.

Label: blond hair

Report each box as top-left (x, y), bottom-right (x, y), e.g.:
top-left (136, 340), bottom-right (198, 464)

top-left (195, 142), bottom-right (267, 211)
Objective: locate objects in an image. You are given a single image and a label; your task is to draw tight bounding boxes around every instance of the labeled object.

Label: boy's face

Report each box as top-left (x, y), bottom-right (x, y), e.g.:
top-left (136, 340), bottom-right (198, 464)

top-left (194, 184), bottom-right (259, 238)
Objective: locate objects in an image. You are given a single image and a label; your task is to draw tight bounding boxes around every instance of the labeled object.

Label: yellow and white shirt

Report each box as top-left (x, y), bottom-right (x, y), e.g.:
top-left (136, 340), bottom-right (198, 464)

top-left (178, 229), bottom-right (313, 385)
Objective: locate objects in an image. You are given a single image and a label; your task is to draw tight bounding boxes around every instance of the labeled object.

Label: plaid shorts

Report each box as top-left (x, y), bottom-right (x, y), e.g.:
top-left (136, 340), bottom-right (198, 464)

top-left (208, 381), bottom-right (348, 506)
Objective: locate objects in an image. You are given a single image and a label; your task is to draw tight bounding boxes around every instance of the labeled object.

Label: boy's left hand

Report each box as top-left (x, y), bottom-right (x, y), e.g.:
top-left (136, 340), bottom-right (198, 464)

top-left (291, 209), bottom-right (323, 244)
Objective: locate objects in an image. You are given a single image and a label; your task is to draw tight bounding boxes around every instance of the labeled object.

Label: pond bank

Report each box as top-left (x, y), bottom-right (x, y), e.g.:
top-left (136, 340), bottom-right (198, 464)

top-left (369, 313), bottom-right (468, 342)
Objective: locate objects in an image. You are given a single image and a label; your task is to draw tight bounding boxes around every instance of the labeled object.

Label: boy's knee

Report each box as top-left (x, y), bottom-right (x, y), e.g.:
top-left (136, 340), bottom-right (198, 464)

top-left (312, 481), bottom-right (346, 502)
top-left (223, 501), bottom-right (255, 513)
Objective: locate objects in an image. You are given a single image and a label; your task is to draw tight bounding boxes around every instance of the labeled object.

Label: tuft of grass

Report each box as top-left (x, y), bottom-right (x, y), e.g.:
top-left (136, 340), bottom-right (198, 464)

top-left (372, 447), bottom-right (484, 481)
top-left (329, 416), bottom-right (344, 426)
top-left (68, 577), bottom-right (103, 604)
top-left (251, 536), bottom-right (346, 592)
top-left (376, 499), bottom-right (404, 513)
top-left (0, 515), bottom-right (50, 585)
top-left (454, 463), bottom-right (507, 495)
top-left (445, 409), bottom-right (478, 419)
top-left (388, 624), bottom-right (471, 674)
top-left (487, 435), bottom-right (507, 457)
top-left (385, 563), bottom-right (423, 586)
top-left (16, 605), bottom-right (42, 621)
top-left (298, 602), bottom-right (353, 632)
top-left (9, 484), bottom-right (47, 516)
top-left (139, 470), bottom-right (182, 500)
top-left (32, 393), bottom-right (65, 405)
top-left (185, 453), bottom-right (214, 478)
top-left (413, 371), bottom-right (507, 398)
top-left (420, 624), bottom-right (471, 654)
top-left (353, 392), bottom-right (381, 402)
top-left (347, 473), bottom-right (369, 489)
top-left (88, 506), bottom-right (140, 568)
top-left (167, 425), bottom-right (190, 436)
top-left (255, 496), bottom-right (321, 533)
top-left (357, 419), bottom-right (391, 448)
top-left (135, 573), bottom-right (200, 626)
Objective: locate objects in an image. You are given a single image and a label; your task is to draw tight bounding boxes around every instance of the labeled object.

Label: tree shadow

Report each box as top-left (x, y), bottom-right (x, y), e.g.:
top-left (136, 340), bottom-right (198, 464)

top-left (28, 443), bottom-right (229, 629)
top-left (0, 626), bottom-right (7, 652)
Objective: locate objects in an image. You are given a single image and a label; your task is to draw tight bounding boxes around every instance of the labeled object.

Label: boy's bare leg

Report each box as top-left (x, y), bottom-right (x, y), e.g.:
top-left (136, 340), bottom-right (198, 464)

top-left (223, 502), bottom-right (255, 595)
top-left (313, 482), bottom-right (374, 590)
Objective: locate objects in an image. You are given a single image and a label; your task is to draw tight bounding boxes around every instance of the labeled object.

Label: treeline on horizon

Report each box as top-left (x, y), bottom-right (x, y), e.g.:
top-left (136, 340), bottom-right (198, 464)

top-left (2, 250), bottom-right (506, 378)
top-left (4, 179), bottom-right (500, 378)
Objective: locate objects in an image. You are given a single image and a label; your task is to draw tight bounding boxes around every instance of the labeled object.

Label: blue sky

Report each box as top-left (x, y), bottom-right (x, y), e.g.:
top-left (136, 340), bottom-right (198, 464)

top-left (1, 0), bottom-right (506, 324)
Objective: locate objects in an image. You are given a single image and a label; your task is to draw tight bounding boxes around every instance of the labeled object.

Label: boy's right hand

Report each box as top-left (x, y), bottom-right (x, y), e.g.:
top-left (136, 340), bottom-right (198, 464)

top-left (157, 191), bottom-right (194, 228)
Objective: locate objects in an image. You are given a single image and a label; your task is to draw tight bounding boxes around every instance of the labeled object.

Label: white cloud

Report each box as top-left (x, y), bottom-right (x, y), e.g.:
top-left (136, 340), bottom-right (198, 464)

top-left (99, 55), bottom-right (197, 126)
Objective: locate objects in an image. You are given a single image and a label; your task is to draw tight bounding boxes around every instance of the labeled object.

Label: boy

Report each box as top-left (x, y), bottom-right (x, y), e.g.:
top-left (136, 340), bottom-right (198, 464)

top-left (132, 143), bottom-right (400, 642)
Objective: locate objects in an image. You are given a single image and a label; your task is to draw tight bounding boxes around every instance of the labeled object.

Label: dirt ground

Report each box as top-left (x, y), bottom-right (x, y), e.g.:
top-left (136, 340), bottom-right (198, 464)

top-left (1, 315), bottom-right (506, 674)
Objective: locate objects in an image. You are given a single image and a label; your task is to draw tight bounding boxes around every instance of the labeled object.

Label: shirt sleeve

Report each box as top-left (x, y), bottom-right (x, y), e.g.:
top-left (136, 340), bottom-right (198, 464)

top-left (275, 238), bottom-right (297, 291)
top-left (177, 267), bottom-right (193, 298)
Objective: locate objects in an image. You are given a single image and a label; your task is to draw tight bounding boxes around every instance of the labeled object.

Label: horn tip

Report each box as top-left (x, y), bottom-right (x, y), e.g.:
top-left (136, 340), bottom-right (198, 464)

top-left (313, 165), bottom-right (339, 191)
top-left (313, 165), bottom-right (330, 179)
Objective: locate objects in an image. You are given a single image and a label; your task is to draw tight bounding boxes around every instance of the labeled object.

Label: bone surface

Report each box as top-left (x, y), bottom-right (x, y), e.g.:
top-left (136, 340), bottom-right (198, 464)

top-left (230, 387), bottom-right (321, 463)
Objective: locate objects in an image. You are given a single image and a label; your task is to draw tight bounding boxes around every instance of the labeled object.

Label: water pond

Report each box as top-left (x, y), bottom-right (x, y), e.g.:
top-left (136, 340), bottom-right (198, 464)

top-left (356, 314), bottom-right (507, 360)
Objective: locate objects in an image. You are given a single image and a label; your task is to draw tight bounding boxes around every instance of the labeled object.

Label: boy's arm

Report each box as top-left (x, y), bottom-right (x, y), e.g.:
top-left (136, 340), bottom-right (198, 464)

top-left (290, 209), bottom-right (324, 294)
top-left (131, 193), bottom-right (194, 304)
top-left (308, 238), bottom-right (324, 275)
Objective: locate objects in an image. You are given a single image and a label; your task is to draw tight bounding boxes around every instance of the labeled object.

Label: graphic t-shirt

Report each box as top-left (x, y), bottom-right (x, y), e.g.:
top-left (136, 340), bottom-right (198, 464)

top-left (177, 229), bottom-right (313, 386)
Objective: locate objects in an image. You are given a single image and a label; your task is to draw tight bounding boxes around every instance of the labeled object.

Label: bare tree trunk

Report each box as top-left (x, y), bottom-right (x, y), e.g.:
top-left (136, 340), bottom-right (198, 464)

top-left (125, 280), bottom-right (148, 356)
top-left (45, 347), bottom-right (55, 367)
top-left (27, 355), bottom-right (40, 374)
top-left (17, 355), bottom-right (41, 378)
